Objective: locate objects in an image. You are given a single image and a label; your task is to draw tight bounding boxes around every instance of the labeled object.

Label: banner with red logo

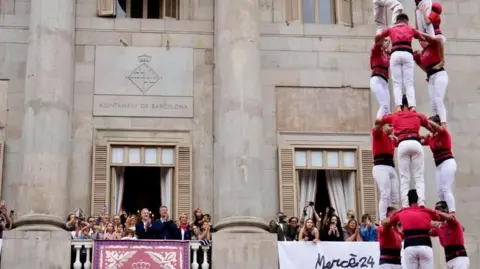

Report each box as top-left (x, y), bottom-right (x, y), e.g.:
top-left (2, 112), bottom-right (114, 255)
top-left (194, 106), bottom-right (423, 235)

top-left (93, 240), bottom-right (190, 269)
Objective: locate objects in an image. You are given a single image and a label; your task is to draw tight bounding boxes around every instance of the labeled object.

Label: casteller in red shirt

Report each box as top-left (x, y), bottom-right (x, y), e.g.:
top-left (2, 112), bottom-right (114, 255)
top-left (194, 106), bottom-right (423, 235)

top-left (422, 127), bottom-right (454, 166)
top-left (378, 226), bottom-right (402, 265)
top-left (413, 40), bottom-right (444, 80)
top-left (378, 207), bottom-right (402, 266)
top-left (377, 23), bottom-right (423, 54)
top-left (431, 216), bottom-right (468, 263)
top-left (430, 2), bottom-right (443, 36)
top-left (381, 111), bottom-right (430, 143)
top-left (387, 190), bottom-right (441, 249)
top-left (430, 201), bottom-right (467, 263)
top-left (372, 127), bottom-right (396, 167)
top-left (390, 205), bottom-right (440, 248)
top-left (370, 42), bottom-right (390, 82)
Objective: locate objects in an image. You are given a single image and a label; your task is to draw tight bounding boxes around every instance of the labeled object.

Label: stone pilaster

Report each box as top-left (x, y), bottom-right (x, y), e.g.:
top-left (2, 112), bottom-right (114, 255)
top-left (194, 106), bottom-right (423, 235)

top-left (1, 0), bottom-right (75, 267)
top-left (212, 0), bottom-right (278, 267)
top-left (212, 0), bottom-right (269, 233)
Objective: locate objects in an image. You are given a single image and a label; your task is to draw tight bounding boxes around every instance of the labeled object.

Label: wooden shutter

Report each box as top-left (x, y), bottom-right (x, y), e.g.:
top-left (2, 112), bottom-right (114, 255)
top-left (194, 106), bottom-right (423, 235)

top-left (278, 147), bottom-right (297, 218)
top-left (164, 0), bottom-right (179, 19)
top-left (285, 0), bottom-right (301, 23)
top-left (359, 148), bottom-right (378, 222)
top-left (175, 145), bottom-right (192, 220)
top-left (91, 144), bottom-right (108, 216)
top-left (0, 142), bottom-right (4, 197)
top-left (97, 0), bottom-right (116, 17)
top-left (336, 0), bottom-right (353, 26)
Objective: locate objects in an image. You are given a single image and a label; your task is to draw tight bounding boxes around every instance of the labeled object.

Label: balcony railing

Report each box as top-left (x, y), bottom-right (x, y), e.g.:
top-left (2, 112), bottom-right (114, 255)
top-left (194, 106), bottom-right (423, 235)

top-left (71, 240), bottom-right (211, 269)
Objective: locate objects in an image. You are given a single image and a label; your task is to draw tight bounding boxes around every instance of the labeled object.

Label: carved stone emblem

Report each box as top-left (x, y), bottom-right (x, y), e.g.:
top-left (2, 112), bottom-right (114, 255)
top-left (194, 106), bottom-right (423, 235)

top-left (127, 54), bottom-right (160, 94)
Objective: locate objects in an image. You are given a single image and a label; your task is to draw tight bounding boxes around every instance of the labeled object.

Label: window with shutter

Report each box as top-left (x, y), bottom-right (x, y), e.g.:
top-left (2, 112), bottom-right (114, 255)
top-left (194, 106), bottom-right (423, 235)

top-left (278, 147), bottom-right (297, 218)
top-left (175, 145), bottom-right (191, 220)
top-left (285, 0), bottom-right (301, 23)
top-left (0, 142), bottom-right (4, 197)
top-left (97, 0), bottom-right (117, 17)
top-left (359, 148), bottom-right (378, 222)
top-left (91, 144), bottom-right (109, 216)
top-left (114, 0), bottom-right (179, 19)
top-left (335, 0), bottom-right (353, 26)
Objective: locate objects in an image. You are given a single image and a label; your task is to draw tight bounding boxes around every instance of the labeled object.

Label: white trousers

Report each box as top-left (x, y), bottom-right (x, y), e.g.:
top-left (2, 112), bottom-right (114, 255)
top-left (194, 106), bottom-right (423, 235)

top-left (391, 51), bottom-right (415, 107)
top-left (428, 70), bottom-right (448, 123)
top-left (436, 158), bottom-right (457, 212)
top-left (379, 264), bottom-right (402, 269)
top-left (398, 140), bottom-right (425, 207)
top-left (373, 0), bottom-right (404, 34)
top-left (373, 165), bottom-right (400, 220)
top-left (416, 0), bottom-right (435, 36)
top-left (371, 76), bottom-right (391, 118)
top-left (404, 246), bottom-right (434, 269)
top-left (447, 257), bottom-right (470, 269)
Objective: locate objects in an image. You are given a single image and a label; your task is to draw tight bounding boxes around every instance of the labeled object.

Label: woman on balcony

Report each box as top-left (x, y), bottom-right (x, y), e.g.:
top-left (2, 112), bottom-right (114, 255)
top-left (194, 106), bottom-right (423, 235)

top-left (343, 219), bottom-right (363, 241)
top-left (320, 215), bottom-right (344, 241)
top-left (126, 214), bottom-right (137, 232)
top-left (103, 223), bottom-right (120, 240)
top-left (177, 213), bottom-right (192, 240)
top-left (298, 218), bottom-right (320, 243)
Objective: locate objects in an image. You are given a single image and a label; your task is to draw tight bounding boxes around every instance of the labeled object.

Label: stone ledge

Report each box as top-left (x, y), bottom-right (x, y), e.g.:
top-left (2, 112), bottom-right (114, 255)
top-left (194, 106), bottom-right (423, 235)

top-left (215, 216), bottom-right (270, 233)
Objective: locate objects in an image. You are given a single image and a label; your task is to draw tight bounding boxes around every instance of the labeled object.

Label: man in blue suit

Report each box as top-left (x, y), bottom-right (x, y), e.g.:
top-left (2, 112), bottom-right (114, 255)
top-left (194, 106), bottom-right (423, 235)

top-left (152, 206), bottom-right (179, 240)
top-left (135, 208), bottom-right (155, 239)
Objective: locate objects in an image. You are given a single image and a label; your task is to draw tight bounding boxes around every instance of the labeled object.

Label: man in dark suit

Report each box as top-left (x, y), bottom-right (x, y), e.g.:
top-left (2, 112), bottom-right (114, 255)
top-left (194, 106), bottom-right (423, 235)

top-left (152, 206), bottom-right (179, 240)
top-left (135, 208), bottom-right (155, 239)
top-left (270, 212), bottom-right (295, 241)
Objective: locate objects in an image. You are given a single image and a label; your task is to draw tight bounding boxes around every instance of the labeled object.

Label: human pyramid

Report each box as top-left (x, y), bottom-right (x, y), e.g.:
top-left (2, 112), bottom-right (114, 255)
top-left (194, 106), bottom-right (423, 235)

top-left (369, 1), bottom-right (469, 269)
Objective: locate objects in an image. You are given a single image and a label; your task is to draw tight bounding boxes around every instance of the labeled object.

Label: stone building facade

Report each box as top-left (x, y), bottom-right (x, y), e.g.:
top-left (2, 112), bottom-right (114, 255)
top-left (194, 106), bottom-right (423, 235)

top-left (0, 0), bottom-right (479, 268)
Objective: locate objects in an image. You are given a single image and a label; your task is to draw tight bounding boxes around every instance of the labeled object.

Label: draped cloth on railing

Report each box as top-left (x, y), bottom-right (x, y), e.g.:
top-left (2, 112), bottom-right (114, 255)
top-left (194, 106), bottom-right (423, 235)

top-left (93, 240), bottom-right (190, 269)
top-left (279, 241), bottom-right (380, 269)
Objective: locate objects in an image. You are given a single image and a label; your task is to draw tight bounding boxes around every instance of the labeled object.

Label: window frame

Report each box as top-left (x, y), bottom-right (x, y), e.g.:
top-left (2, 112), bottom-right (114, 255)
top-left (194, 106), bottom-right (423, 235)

top-left (285, 0), bottom-right (352, 25)
top-left (98, 0), bottom-right (180, 19)
top-left (109, 145), bottom-right (176, 167)
top-left (92, 141), bottom-right (192, 220)
top-left (293, 148), bottom-right (358, 170)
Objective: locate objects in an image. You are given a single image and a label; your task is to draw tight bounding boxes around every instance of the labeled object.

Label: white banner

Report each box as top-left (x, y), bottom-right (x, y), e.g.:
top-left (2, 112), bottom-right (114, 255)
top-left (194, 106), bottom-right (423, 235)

top-left (278, 242), bottom-right (381, 269)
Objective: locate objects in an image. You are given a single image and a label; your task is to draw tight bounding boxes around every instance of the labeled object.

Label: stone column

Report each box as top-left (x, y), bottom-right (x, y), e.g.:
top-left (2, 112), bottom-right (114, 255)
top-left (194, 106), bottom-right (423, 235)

top-left (1, 0), bottom-right (75, 268)
top-left (212, 0), bottom-right (278, 268)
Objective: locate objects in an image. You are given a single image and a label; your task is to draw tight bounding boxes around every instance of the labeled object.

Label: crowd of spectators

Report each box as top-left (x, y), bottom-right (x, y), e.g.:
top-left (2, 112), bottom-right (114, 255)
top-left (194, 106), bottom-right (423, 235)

top-left (269, 202), bottom-right (379, 243)
top-left (66, 207), bottom-right (212, 243)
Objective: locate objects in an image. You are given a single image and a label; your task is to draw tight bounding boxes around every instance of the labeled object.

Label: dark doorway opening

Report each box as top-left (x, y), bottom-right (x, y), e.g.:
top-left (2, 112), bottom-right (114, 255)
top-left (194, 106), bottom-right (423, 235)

top-left (314, 170), bottom-right (331, 220)
top-left (122, 167), bottom-right (161, 215)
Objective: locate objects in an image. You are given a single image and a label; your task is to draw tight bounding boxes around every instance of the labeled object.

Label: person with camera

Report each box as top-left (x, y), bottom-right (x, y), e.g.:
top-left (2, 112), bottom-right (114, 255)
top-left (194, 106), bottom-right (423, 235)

top-left (302, 201), bottom-right (322, 230)
top-left (321, 207), bottom-right (344, 241)
top-left (270, 212), bottom-right (295, 241)
top-left (360, 214), bottom-right (378, 241)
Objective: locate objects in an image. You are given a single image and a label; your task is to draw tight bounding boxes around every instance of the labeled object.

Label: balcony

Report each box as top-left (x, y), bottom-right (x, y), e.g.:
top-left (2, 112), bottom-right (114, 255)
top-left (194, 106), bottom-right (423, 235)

top-left (71, 240), bottom-right (211, 269)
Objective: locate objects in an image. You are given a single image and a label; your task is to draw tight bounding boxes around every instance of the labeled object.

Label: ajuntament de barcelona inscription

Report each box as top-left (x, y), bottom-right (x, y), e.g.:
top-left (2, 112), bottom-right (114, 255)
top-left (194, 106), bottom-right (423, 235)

top-left (99, 102), bottom-right (188, 110)
top-left (93, 47), bottom-right (194, 117)
top-left (93, 95), bottom-right (193, 118)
